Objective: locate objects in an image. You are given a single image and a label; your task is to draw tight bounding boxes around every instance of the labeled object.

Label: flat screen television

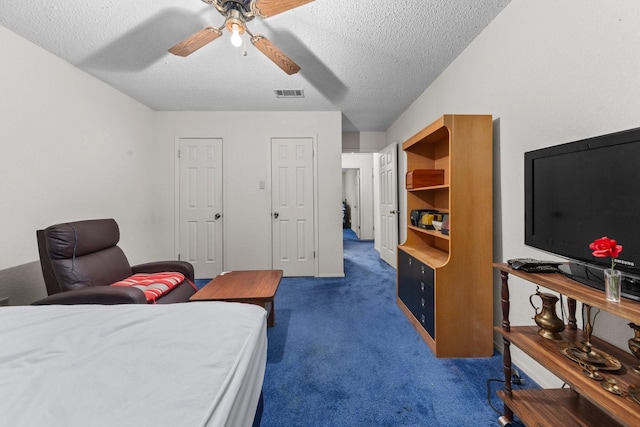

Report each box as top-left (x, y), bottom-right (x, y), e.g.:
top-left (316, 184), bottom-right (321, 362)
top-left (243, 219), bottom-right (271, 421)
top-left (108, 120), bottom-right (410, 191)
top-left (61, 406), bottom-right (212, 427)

top-left (525, 126), bottom-right (640, 301)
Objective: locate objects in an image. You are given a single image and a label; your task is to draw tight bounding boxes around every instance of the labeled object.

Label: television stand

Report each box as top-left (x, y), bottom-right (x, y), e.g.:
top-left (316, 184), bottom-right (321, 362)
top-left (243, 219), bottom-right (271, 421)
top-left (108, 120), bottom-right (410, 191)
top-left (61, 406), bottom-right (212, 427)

top-left (493, 262), bottom-right (640, 426)
top-left (558, 262), bottom-right (640, 302)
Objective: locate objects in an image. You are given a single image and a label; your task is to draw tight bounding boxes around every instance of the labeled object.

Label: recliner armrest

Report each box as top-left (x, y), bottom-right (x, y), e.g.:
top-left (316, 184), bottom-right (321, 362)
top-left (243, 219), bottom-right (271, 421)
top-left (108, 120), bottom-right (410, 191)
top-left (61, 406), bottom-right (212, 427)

top-left (32, 286), bottom-right (147, 305)
top-left (132, 261), bottom-right (195, 281)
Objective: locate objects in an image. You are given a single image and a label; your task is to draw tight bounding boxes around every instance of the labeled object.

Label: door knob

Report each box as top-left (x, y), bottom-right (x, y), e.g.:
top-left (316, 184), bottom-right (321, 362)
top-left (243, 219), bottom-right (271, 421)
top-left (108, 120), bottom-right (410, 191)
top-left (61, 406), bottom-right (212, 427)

top-left (390, 210), bottom-right (396, 214)
top-left (273, 212), bottom-right (279, 219)
top-left (214, 213), bottom-right (221, 220)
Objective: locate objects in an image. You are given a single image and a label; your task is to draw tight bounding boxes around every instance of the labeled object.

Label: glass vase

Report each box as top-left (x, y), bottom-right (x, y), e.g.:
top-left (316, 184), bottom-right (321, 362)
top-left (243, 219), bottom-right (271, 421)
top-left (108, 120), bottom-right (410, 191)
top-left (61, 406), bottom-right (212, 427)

top-left (604, 268), bottom-right (622, 302)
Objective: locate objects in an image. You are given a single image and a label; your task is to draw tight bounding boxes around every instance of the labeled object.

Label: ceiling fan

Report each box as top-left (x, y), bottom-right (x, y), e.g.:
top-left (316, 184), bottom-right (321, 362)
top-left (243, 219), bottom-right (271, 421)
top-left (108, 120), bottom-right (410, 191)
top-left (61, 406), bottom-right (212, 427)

top-left (168, 0), bottom-right (313, 75)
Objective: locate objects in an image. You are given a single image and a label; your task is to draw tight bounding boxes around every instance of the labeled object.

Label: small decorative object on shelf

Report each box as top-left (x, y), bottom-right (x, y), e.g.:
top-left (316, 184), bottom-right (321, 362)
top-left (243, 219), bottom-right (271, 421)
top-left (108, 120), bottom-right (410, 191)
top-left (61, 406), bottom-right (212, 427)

top-left (561, 305), bottom-right (623, 374)
top-left (604, 269), bottom-right (622, 302)
top-left (581, 304), bottom-right (599, 355)
top-left (589, 236), bottom-right (623, 302)
top-left (529, 287), bottom-right (564, 340)
top-left (440, 213), bottom-right (449, 235)
top-left (578, 360), bottom-right (603, 380)
top-left (601, 377), bottom-right (624, 396)
top-left (630, 384), bottom-right (640, 405)
top-left (405, 169), bottom-right (444, 189)
top-left (628, 323), bottom-right (640, 374)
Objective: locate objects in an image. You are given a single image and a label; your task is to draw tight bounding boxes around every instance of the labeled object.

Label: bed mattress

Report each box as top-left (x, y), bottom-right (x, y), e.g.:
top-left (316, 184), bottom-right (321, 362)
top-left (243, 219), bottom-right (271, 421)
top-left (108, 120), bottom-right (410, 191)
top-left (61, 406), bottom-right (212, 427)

top-left (0, 302), bottom-right (267, 427)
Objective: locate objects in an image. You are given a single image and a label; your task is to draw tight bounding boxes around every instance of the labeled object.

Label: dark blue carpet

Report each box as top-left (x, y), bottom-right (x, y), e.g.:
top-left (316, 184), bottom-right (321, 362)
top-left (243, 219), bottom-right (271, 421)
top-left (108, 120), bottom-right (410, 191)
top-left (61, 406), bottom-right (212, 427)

top-left (258, 229), bottom-right (535, 426)
top-left (210, 229), bottom-right (535, 426)
top-left (194, 278), bottom-right (210, 290)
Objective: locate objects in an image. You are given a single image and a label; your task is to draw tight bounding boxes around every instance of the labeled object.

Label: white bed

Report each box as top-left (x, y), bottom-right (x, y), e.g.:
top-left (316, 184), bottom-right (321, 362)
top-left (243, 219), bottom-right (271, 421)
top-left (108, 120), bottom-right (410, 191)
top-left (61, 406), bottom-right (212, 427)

top-left (0, 302), bottom-right (267, 427)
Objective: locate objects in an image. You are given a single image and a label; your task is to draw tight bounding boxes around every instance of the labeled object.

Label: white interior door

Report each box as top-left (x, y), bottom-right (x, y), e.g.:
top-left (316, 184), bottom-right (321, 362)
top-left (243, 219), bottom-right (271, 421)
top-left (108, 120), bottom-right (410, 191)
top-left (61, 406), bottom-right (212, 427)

top-left (271, 137), bottom-right (315, 276)
top-left (379, 143), bottom-right (398, 267)
top-left (178, 138), bottom-right (223, 279)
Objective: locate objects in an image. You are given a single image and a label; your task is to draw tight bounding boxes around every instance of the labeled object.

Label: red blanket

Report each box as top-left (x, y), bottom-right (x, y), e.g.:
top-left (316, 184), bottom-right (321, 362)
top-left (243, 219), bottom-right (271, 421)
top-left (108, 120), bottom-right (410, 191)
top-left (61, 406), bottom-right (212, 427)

top-left (111, 272), bottom-right (186, 303)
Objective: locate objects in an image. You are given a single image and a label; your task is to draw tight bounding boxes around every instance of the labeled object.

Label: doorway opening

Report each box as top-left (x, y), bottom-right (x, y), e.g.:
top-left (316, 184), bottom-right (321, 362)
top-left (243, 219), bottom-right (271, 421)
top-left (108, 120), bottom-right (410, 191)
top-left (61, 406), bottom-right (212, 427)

top-left (341, 153), bottom-right (374, 241)
top-left (342, 145), bottom-right (398, 268)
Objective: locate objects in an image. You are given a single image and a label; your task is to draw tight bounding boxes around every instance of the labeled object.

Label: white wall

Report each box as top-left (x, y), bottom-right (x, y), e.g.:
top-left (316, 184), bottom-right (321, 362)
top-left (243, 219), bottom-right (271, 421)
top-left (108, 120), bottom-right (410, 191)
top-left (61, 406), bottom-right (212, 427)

top-left (0, 26), bottom-right (156, 305)
top-left (152, 111), bottom-right (344, 278)
top-left (342, 153), bottom-right (374, 240)
top-left (342, 132), bottom-right (360, 152)
top-left (359, 132), bottom-right (387, 153)
top-left (342, 131), bottom-right (387, 153)
top-left (388, 0), bottom-right (640, 387)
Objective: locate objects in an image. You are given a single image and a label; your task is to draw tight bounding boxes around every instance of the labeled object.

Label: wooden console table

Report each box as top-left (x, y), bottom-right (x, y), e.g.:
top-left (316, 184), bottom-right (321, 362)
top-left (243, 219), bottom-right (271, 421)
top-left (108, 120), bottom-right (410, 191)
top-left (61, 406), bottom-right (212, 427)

top-left (493, 262), bottom-right (640, 426)
top-left (190, 270), bottom-right (283, 327)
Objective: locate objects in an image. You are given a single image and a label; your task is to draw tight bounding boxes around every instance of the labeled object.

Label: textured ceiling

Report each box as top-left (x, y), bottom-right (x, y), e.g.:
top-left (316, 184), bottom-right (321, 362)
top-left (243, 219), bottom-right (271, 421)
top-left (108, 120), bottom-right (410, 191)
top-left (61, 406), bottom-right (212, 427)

top-left (0, 0), bottom-right (511, 131)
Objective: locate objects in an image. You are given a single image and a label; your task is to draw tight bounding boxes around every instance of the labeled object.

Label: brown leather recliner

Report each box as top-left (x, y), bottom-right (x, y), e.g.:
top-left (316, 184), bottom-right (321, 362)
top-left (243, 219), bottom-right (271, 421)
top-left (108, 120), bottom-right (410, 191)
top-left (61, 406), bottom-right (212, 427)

top-left (34, 218), bottom-right (196, 305)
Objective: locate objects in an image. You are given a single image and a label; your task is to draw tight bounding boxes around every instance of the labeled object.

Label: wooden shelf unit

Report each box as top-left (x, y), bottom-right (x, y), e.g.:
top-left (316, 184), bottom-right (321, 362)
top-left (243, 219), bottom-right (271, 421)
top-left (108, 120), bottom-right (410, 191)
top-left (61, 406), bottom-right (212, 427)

top-left (494, 262), bottom-right (640, 427)
top-left (397, 114), bottom-right (494, 357)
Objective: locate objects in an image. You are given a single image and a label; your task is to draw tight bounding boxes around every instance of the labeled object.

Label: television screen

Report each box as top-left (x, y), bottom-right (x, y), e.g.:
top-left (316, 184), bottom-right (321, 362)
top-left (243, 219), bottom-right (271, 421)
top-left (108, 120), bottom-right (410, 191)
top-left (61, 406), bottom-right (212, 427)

top-left (525, 127), bottom-right (640, 297)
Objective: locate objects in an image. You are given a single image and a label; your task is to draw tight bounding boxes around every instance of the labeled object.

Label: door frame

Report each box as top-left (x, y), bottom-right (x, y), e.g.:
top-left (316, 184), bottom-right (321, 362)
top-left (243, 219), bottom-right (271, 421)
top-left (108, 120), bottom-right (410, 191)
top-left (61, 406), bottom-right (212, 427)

top-left (377, 142), bottom-right (399, 268)
top-left (174, 135), bottom-right (228, 272)
top-left (268, 135), bottom-right (319, 277)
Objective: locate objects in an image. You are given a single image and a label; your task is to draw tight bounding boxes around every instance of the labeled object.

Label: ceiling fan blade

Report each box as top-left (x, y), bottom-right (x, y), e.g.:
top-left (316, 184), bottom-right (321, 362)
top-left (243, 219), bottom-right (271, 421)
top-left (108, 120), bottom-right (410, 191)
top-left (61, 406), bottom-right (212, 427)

top-left (251, 35), bottom-right (301, 75)
top-left (168, 27), bottom-right (222, 57)
top-left (253, 0), bottom-right (314, 18)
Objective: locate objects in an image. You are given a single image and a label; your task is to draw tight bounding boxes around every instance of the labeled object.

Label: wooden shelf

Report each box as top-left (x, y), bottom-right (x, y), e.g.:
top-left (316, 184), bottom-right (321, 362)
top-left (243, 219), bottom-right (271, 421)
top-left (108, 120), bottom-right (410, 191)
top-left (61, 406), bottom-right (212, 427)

top-left (497, 388), bottom-right (623, 427)
top-left (407, 184), bottom-right (449, 192)
top-left (399, 243), bottom-right (449, 268)
top-left (402, 116), bottom-right (449, 149)
top-left (495, 326), bottom-right (639, 426)
top-left (494, 263), bottom-right (640, 426)
top-left (408, 225), bottom-right (450, 241)
top-left (494, 263), bottom-right (640, 323)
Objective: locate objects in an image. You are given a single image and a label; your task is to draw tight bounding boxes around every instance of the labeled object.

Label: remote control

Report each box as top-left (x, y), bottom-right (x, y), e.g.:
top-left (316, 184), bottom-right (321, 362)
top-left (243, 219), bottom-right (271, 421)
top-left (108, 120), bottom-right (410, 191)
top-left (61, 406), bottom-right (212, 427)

top-left (508, 258), bottom-right (562, 271)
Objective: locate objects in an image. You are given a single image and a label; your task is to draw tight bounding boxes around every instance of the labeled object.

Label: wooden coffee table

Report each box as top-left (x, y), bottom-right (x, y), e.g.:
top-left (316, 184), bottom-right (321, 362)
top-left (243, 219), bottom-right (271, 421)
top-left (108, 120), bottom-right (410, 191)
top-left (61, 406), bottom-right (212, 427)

top-left (190, 270), bottom-right (283, 327)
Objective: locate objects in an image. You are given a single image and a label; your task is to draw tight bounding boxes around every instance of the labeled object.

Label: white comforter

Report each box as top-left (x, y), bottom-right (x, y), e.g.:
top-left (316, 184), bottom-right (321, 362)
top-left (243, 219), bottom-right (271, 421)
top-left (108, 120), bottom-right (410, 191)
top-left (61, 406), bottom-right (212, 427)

top-left (0, 302), bottom-right (267, 427)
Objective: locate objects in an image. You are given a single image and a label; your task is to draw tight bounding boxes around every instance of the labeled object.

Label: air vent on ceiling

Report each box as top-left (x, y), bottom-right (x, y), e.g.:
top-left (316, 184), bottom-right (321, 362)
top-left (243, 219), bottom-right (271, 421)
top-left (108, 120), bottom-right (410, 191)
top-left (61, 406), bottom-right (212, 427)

top-left (275, 89), bottom-right (304, 98)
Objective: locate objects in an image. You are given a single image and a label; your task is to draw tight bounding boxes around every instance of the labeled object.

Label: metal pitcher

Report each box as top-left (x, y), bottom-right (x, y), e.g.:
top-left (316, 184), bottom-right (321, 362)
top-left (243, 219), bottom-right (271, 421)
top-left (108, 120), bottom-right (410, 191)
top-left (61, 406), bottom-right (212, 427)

top-left (530, 289), bottom-right (565, 340)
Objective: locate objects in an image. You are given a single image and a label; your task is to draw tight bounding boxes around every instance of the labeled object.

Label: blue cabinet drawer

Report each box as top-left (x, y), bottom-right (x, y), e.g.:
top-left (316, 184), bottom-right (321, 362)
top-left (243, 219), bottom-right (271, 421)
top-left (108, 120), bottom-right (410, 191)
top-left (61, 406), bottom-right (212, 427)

top-left (398, 249), bottom-right (435, 339)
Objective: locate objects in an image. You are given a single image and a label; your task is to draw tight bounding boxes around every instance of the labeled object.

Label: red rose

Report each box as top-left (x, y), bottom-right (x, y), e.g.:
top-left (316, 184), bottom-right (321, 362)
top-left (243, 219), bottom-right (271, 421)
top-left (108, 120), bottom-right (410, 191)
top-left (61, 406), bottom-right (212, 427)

top-left (589, 237), bottom-right (623, 259)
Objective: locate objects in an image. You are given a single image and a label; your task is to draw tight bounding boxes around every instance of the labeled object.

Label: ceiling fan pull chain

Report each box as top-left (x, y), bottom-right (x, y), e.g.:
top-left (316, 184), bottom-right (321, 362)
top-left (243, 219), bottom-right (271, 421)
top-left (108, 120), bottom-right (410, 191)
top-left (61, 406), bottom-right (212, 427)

top-left (243, 31), bottom-right (248, 56)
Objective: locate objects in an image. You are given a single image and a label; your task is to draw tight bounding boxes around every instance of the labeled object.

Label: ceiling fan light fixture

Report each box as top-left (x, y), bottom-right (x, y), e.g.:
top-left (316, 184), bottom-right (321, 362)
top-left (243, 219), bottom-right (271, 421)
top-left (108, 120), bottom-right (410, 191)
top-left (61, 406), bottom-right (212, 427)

top-left (225, 7), bottom-right (246, 47)
top-left (230, 23), bottom-right (243, 47)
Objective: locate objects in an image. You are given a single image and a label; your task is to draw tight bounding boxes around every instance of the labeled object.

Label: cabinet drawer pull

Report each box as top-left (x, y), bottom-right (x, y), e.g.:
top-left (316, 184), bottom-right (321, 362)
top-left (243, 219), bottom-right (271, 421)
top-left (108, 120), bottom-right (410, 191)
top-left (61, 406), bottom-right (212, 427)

top-left (421, 314), bottom-right (426, 324)
top-left (421, 282), bottom-right (425, 292)
top-left (421, 266), bottom-right (425, 275)
top-left (421, 298), bottom-right (425, 307)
